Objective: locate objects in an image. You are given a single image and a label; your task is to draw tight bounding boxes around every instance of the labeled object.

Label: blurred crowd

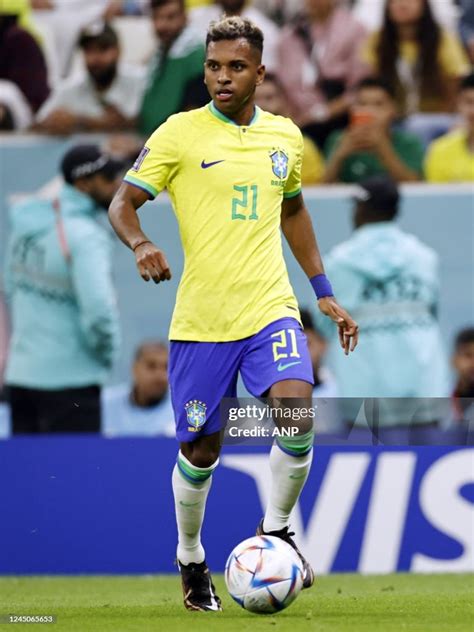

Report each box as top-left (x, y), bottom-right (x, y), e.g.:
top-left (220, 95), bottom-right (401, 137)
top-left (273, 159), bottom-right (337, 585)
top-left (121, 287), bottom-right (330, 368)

top-left (1, 0), bottom-right (474, 184)
top-left (0, 0), bottom-right (473, 440)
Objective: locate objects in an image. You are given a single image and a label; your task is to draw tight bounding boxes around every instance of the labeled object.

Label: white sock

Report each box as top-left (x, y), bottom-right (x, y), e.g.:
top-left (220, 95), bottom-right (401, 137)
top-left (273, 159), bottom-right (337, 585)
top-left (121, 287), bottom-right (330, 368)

top-left (263, 443), bottom-right (313, 532)
top-left (172, 453), bottom-right (217, 565)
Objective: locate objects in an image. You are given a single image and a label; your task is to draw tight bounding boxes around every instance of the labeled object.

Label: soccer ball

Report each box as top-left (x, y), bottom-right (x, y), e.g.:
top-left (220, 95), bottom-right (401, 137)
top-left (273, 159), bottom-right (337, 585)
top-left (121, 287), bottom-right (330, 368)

top-left (225, 535), bottom-right (304, 614)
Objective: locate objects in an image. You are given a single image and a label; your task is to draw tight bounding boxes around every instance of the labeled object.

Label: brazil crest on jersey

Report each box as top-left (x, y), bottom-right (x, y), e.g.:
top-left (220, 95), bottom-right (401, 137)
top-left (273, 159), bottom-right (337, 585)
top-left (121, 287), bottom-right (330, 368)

top-left (124, 102), bottom-right (304, 342)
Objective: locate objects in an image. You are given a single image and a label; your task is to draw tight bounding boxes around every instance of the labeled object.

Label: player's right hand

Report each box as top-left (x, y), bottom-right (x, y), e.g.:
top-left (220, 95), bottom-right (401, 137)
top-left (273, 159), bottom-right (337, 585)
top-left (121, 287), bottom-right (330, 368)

top-left (134, 242), bottom-right (172, 284)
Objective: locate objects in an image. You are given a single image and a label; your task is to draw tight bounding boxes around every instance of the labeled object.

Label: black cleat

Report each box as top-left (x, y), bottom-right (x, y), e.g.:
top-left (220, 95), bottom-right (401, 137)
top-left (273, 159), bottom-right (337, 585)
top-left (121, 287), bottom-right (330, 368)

top-left (256, 519), bottom-right (315, 589)
top-left (177, 559), bottom-right (222, 612)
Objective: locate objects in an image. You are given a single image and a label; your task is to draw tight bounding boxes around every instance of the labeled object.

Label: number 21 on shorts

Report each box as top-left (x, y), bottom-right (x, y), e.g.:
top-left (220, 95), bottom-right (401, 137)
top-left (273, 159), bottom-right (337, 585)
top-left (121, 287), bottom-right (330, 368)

top-left (271, 329), bottom-right (301, 362)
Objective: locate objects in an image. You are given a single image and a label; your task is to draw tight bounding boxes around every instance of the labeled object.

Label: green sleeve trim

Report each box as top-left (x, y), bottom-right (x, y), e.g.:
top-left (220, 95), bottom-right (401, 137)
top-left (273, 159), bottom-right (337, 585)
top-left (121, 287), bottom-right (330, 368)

top-left (283, 188), bottom-right (302, 199)
top-left (123, 175), bottom-right (159, 199)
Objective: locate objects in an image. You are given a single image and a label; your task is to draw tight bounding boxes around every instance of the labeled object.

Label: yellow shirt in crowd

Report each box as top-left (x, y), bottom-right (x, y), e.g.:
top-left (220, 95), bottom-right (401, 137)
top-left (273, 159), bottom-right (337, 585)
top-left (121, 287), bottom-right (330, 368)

top-left (425, 129), bottom-right (474, 182)
top-left (363, 30), bottom-right (470, 112)
top-left (125, 103), bottom-right (303, 342)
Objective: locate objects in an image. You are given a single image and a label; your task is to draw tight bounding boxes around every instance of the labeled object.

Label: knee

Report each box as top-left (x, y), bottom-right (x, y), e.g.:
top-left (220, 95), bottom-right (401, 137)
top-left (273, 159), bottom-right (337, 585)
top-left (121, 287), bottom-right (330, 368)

top-left (188, 446), bottom-right (220, 469)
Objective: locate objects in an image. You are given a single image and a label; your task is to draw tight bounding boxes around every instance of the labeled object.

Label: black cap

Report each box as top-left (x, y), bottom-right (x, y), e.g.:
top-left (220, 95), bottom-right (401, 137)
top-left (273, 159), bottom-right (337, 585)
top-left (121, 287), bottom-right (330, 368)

top-left (352, 175), bottom-right (400, 212)
top-left (78, 21), bottom-right (119, 49)
top-left (61, 144), bottom-right (123, 185)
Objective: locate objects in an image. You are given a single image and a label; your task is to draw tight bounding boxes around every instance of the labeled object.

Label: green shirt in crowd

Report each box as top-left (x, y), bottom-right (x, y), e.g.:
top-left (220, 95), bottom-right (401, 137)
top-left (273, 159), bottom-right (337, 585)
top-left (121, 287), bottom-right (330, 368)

top-left (324, 128), bottom-right (425, 183)
top-left (139, 25), bottom-right (205, 136)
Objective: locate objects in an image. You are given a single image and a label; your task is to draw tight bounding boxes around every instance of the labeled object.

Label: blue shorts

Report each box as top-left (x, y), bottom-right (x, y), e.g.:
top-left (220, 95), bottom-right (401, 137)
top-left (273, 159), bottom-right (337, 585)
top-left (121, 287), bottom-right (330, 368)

top-left (169, 317), bottom-right (313, 442)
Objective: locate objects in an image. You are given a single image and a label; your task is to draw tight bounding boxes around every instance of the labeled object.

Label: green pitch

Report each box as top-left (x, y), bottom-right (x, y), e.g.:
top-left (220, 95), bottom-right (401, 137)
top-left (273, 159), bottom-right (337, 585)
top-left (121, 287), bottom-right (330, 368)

top-left (0, 574), bottom-right (472, 632)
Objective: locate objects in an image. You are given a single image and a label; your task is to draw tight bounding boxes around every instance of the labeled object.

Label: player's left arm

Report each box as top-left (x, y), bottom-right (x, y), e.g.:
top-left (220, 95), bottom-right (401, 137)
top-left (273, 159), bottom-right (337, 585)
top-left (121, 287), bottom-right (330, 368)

top-left (281, 194), bottom-right (359, 354)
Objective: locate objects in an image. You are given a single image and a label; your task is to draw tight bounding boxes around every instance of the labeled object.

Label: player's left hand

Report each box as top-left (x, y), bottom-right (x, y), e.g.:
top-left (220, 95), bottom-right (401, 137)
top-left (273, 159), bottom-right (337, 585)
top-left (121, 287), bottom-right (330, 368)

top-left (317, 297), bottom-right (359, 355)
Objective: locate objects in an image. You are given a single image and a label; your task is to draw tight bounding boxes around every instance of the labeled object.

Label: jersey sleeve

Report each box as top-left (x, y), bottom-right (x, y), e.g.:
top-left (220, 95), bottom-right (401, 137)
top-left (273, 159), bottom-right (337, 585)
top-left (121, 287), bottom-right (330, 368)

top-left (124, 114), bottom-right (182, 199)
top-left (283, 127), bottom-right (304, 199)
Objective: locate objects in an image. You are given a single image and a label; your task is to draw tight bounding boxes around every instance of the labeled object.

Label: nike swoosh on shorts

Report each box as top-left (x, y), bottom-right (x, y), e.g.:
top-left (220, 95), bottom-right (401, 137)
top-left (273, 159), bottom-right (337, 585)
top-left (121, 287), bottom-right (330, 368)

top-left (277, 361), bottom-right (302, 372)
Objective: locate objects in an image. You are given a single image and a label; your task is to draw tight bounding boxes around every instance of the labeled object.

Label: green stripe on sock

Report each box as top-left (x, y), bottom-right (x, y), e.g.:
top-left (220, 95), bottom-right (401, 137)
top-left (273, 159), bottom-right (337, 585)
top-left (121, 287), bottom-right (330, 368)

top-left (177, 453), bottom-right (216, 483)
top-left (277, 430), bottom-right (314, 455)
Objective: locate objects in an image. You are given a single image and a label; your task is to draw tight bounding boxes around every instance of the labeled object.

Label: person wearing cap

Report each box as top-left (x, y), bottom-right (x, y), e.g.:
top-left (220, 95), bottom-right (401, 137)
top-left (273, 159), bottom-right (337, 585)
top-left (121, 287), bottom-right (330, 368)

top-left (35, 22), bottom-right (146, 135)
top-left (323, 77), bottom-right (424, 184)
top-left (314, 175), bottom-right (449, 438)
top-left (3, 145), bottom-right (122, 434)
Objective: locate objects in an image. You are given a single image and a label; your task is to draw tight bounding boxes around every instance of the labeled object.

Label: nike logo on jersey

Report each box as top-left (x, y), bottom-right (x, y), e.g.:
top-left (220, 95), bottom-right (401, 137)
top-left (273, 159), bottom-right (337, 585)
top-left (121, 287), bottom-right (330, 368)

top-left (201, 159), bottom-right (225, 169)
top-left (277, 361), bottom-right (302, 372)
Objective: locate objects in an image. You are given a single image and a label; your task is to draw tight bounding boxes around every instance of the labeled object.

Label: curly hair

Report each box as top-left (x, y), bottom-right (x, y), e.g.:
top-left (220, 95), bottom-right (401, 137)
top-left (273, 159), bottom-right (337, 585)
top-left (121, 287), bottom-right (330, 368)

top-left (376, 0), bottom-right (443, 111)
top-left (206, 16), bottom-right (264, 57)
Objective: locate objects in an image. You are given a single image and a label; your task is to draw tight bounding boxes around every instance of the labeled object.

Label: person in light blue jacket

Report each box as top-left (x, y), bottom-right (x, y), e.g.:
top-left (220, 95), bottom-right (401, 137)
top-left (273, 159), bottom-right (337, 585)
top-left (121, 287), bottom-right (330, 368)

top-left (4, 144), bottom-right (122, 433)
top-left (314, 176), bottom-right (449, 432)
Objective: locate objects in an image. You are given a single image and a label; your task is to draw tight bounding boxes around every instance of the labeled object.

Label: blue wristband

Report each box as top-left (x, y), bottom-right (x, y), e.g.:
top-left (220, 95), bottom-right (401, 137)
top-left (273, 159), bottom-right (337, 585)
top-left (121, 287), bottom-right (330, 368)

top-left (310, 274), bottom-right (334, 299)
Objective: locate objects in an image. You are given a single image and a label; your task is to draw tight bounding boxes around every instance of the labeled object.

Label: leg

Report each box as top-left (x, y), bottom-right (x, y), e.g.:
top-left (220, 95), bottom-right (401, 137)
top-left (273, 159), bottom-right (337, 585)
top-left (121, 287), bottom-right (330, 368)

top-left (264, 379), bottom-right (314, 533)
top-left (240, 318), bottom-right (315, 587)
top-left (173, 431), bottom-right (221, 566)
top-left (168, 339), bottom-right (241, 611)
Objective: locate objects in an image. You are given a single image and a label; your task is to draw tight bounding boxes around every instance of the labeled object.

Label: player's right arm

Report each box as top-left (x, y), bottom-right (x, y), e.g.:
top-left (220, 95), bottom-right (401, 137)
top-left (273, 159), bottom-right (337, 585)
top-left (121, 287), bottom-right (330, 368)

top-left (108, 182), bottom-right (171, 284)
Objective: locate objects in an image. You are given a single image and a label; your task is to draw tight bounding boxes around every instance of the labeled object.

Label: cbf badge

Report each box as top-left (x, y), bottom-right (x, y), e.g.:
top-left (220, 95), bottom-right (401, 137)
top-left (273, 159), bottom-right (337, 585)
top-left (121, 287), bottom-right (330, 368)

top-left (185, 400), bottom-right (207, 432)
top-left (269, 149), bottom-right (289, 180)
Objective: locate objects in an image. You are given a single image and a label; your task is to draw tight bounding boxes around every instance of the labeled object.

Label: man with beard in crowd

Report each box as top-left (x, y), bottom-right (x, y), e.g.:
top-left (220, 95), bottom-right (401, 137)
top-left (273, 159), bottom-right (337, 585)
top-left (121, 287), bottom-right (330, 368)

top-left (35, 21), bottom-right (145, 134)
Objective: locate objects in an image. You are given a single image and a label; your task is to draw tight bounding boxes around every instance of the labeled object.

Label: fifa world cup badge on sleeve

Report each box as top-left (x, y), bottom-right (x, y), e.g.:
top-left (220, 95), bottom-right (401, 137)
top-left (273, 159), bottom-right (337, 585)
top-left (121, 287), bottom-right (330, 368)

top-left (185, 400), bottom-right (207, 432)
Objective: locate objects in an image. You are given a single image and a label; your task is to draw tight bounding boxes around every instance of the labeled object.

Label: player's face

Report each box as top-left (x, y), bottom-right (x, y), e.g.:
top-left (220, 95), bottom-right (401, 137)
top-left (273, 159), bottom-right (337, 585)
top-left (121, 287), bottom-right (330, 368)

top-left (453, 342), bottom-right (474, 387)
top-left (205, 38), bottom-right (265, 115)
top-left (133, 347), bottom-right (169, 403)
top-left (388, 0), bottom-right (425, 25)
top-left (83, 44), bottom-right (119, 86)
top-left (152, 1), bottom-right (186, 48)
top-left (255, 80), bottom-right (286, 116)
top-left (459, 89), bottom-right (474, 130)
top-left (353, 87), bottom-right (396, 128)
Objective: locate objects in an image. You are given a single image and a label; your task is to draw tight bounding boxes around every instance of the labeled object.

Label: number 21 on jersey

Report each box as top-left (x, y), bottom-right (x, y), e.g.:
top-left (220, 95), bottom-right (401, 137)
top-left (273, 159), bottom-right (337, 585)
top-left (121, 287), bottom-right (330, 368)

top-left (271, 328), bottom-right (301, 362)
top-left (232, 185), bottom-right (258, 220)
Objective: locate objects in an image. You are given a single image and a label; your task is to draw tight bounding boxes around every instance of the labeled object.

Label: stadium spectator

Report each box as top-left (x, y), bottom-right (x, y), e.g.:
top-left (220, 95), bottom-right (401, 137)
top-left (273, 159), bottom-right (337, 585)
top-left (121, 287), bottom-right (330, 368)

top-left (323, 77), bottom-right (424, 183)
top-left (451, 327), bottom-right (474, 425)
top-left (459, 0), bottom-right (474, 64)
top-left (277, 0), bottom-right (368, 149)
top-left (425, 73), bottom-right (474, 183)
top-left (353, 0), bottom-right (459, 33)
top-left (139, 0), bottom-right (206, 135)
top-left (35, 22), bottom-right (146, 135)
top-left (4, 145), bottom-right (121, 434)
top-left (30, 0), bottom-right (133, 78)
top-left (314, 176), bottom-right (449, 434)
top-left (362, 0), bottom-right (469, 122)
top-left (190, 0), bottom-right (280, 71)
top-left (255, 73), bottom-right (324, 185)
top-left (0, 7), bottom-right (49, 114)
top-left (102, 341), bottom-right (175, 437)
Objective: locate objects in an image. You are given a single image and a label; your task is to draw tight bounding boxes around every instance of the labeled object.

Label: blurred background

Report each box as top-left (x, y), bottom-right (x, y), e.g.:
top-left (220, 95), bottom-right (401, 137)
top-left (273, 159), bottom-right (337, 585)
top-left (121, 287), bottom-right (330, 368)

top-left (0, 0), bottom-right (473, 578)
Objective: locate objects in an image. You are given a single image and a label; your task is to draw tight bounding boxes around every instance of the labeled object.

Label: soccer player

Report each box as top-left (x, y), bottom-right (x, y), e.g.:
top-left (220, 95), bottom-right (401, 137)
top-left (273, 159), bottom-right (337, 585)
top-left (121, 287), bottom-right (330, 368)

top-left (109, 16), bottom-right (358, 612)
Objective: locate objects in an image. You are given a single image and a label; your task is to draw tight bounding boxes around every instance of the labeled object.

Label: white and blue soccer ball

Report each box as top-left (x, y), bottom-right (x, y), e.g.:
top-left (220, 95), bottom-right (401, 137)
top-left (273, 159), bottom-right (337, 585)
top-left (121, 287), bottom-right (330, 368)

top-left (225, 535), bottom-right (304, 614)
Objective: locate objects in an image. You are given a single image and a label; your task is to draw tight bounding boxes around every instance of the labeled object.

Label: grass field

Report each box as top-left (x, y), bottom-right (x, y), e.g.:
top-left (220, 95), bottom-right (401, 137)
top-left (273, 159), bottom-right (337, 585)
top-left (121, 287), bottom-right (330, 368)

top-left (0, 574), bottom-right (472, 631)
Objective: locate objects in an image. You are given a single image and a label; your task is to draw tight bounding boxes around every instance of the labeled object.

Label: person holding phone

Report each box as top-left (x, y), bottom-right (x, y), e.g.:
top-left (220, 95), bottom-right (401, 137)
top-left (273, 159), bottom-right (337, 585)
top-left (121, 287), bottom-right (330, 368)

top-left (323, 77), bottom-right (424, 183)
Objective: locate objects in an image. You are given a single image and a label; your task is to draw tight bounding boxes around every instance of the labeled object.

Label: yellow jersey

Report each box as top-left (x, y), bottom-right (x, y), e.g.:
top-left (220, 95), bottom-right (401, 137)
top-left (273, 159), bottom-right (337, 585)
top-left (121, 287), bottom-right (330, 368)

top-left (125, 102), bottom-right (304, 342)
top-left (425, 129), bottom-right (474, 183)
